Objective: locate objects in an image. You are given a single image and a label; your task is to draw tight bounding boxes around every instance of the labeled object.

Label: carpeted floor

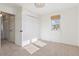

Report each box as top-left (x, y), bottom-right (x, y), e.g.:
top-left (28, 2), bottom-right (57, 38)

top-left (0, 39), bottom-right (79, 56)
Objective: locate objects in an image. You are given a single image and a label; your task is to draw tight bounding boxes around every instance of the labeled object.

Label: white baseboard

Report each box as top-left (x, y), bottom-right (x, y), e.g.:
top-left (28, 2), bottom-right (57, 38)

top-left (41, 39), bottom-right (79, 47)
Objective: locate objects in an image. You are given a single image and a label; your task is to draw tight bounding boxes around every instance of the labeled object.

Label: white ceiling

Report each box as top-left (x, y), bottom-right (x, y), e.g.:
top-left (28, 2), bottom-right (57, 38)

top-left (4, 3), bottom-right (79, 16)
top-left (18, 3), bottom-right (79, 16)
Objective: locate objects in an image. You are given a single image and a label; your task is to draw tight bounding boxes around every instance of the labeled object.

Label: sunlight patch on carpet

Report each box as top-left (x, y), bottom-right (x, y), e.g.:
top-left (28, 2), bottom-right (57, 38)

top-left (33, 40), bottom-right (47, 47)
top-left (23, 44), bottom-right (40, 54)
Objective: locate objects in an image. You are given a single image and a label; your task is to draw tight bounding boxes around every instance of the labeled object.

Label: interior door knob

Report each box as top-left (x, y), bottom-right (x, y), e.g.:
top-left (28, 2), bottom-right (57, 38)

top-left (20, 30), bottom-right (23, 32)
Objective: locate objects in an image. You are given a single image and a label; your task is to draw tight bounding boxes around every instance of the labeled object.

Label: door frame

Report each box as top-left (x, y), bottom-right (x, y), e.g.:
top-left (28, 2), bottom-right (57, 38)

top-left (0, 12), bottom-right (2, 48)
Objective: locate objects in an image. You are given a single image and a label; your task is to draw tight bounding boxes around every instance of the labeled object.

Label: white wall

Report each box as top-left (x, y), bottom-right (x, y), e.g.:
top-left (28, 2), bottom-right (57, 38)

top-left (77, 6), bottom-right (79, 46)
top-left (60, 7), bottom-right (78, 45)
top-left (0, 4), bottom-right (22, 46)
top-left (22, 7), bottom-right (40, 46)
top-left (40, 7), bottom-right (79, 46)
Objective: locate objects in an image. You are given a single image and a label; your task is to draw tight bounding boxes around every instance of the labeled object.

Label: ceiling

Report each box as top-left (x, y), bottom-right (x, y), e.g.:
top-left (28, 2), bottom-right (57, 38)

top-left (18, 3), bottom-right (79, 16)
top-left (3, 3), bottom-right (79, 16)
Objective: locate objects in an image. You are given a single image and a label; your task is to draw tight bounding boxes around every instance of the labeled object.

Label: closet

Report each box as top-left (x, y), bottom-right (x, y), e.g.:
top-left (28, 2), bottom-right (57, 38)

top-left (0, 12), bottom-right (15, 47)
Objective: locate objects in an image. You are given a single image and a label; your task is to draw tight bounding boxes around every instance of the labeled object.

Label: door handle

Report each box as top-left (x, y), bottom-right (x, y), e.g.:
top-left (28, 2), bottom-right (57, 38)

top-left (20, 30), bottom-right (23, 32)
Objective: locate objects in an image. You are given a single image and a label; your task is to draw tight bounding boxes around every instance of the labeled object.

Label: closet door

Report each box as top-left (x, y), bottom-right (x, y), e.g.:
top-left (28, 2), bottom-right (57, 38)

top-left (4, 14), bottom-right (10, 40)
top-left (9, 15), bottom-right (15, 43)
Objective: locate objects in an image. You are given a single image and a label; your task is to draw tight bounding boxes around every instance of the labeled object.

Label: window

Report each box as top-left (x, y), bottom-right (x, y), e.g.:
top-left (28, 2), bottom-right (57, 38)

top-left (51, 15), bottom-right (60, 30)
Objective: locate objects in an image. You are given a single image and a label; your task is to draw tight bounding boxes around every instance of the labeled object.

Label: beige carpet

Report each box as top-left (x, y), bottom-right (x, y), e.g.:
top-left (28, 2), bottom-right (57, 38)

top-left (1, 39), bottom-right (79, 56)
top-left (33, 40), bottom-right (47, 47)
top-left (23, 44), bottom-right (40, 54)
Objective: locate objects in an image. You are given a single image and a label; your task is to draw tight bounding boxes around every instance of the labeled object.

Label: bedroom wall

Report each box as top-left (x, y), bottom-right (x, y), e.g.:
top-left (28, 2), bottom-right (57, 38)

top-left (77, 6), bottom-right (79, 46)
top-left (40, 7), bottom-right (79, 46)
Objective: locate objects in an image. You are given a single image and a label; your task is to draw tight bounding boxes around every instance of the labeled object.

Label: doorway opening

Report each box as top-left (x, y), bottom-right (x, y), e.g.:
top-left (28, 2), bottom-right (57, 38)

top-left (0, 11), bottom-right (15, 47)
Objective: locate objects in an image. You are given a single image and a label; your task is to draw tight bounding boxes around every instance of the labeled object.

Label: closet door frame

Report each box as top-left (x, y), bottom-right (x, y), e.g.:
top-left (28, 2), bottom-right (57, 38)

top-left (0, 11), bottom-right (15, 48)
top-left (0, 12), bottom-right (2, 48)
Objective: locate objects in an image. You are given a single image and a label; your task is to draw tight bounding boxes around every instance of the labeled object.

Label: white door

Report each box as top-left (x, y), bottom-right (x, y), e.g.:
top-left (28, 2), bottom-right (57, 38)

top-left (9, 15), bottom-right (15, 43)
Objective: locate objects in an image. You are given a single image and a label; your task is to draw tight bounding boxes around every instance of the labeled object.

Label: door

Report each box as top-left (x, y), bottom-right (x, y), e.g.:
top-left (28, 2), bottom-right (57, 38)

top-left (9, 15), bottom-right (15, 43)
top-left (3, 14), bottom-right (10, 40)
